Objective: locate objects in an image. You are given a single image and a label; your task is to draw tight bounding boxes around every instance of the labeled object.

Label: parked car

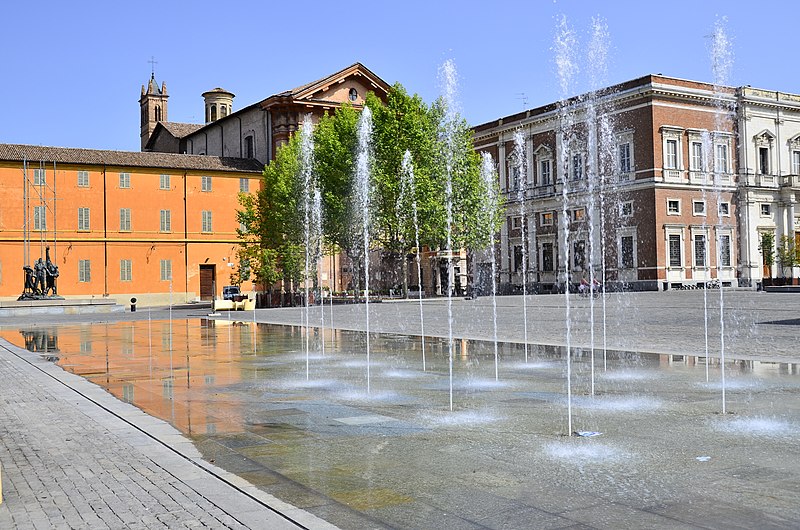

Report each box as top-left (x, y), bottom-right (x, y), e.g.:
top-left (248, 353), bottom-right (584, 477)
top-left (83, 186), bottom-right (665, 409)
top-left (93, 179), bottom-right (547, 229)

top-left (222, 285), bottom-right (241, 300)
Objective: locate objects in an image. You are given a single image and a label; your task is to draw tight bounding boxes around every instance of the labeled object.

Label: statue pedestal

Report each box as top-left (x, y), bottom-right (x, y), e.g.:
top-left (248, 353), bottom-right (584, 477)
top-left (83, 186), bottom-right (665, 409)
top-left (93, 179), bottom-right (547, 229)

top-left (0, 298), bottom-right (124, 317)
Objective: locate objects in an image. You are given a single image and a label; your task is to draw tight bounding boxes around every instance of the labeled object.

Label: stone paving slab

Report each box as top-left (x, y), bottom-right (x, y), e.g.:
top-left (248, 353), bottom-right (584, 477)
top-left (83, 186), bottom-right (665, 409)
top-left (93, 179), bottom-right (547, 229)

top-left (0, 338), bottom-right (336, 529)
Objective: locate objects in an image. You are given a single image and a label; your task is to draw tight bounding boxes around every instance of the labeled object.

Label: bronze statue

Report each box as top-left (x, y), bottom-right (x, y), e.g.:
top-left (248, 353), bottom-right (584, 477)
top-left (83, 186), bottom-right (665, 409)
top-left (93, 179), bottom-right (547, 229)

top-left (45, 246), bottom-right (59, 296)
top-left (18, 246), bottom-right (63, 300)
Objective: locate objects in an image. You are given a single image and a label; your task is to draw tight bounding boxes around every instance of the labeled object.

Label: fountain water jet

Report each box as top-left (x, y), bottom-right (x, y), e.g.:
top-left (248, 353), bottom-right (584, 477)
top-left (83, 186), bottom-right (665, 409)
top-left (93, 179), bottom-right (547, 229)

top-left (299, 114), bottom-right (315, 378)
top-left (511, 130), bottom-right (530, 363)
top-left (440, 59), bottom-right (458, 411)
top-left (555, 15), bottom-right (578, 435)
top-left (709, 16), bottom-right (734, 414)
top-left (355, 106), bottom-right (374, 393)
top-left (400, 151), bottom-right (426, 371)
top-left (480, 152), bottom-right (500, 380)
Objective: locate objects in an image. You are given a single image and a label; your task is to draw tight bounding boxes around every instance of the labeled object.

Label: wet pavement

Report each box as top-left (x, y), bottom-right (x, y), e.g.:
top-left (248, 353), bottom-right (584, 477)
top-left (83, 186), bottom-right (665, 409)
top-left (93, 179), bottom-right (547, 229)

top-left (0, 289), bottom-right (798, 528)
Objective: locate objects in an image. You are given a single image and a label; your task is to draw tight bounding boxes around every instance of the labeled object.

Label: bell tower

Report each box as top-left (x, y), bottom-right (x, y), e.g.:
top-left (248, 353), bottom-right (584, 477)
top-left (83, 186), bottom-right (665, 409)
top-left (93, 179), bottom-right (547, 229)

top-left (139, 72), bottom-right (168, 151)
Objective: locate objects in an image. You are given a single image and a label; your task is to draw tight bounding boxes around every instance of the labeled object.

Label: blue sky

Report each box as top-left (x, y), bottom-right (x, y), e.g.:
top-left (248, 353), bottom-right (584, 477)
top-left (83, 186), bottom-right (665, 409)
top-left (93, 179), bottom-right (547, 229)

top-left (2, 0), bottom-right (798, 153)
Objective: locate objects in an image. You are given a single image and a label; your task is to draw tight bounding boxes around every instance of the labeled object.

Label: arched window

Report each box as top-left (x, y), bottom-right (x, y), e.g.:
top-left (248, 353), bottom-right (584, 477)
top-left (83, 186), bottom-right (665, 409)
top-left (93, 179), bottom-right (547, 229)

top-left (210, 104), bottom-right (217, 122)
top-left (349, 88), bottom-right (358, 102)
top-left (155, 105), bottom-right (162, 122)
top-left (221, 105), bottom-right (228, 118)
top-left (205, 106), bottom-right (210, 123)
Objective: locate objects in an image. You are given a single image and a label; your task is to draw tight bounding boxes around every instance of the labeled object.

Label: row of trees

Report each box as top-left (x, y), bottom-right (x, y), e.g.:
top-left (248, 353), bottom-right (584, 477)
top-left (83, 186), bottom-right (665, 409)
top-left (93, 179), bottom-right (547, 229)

top-left (235, 83), bottom-right (501, 299)
top-left (759, 231), bottom-right (800, 283)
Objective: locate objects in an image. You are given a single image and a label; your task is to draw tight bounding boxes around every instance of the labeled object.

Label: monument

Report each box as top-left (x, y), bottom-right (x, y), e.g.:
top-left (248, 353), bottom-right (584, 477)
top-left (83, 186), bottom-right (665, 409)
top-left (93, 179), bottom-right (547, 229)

top-left (18, 246), bottom-right (63, 301)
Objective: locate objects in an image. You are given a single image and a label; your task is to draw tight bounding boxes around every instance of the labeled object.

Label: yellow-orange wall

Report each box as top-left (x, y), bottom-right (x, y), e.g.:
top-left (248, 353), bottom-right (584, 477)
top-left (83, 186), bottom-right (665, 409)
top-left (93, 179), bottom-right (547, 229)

top-left (0, 161), bottom-right (261, 305)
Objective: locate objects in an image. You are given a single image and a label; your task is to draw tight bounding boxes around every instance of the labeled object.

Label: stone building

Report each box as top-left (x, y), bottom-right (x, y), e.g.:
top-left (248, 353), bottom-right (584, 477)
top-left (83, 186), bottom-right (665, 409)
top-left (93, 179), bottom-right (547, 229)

top-left (473, 74), bottom-right (749, 292)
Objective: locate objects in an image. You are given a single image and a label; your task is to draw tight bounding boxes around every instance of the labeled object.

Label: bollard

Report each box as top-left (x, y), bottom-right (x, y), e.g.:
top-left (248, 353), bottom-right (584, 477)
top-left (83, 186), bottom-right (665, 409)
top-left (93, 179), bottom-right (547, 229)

top-left (130, 297), bottom-right (137, 312)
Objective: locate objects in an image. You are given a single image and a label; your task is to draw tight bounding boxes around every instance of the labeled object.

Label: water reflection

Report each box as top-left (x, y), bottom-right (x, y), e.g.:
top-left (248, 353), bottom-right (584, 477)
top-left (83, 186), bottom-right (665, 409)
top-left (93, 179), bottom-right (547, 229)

top-left (3, 320), bottom-right (800, 529)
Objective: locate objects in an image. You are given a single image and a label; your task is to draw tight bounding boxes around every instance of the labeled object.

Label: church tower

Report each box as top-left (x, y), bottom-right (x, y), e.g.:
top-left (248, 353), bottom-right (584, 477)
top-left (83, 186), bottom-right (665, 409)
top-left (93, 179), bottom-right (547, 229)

top-left (139, 74), bottom-right (168, 151)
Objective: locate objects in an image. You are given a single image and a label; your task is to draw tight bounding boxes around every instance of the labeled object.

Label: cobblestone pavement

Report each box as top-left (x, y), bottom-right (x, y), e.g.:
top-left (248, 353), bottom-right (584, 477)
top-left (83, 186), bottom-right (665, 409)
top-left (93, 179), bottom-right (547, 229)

top-left (0, 338), bottom-right (334, 529)
top-left (251, 290), bottom-right (800, 362)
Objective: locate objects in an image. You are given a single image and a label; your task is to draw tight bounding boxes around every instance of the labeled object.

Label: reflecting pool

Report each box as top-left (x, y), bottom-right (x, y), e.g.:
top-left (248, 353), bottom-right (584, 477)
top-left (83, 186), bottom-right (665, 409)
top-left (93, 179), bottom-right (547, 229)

top-left (4, 319), bottom-right (800, 529)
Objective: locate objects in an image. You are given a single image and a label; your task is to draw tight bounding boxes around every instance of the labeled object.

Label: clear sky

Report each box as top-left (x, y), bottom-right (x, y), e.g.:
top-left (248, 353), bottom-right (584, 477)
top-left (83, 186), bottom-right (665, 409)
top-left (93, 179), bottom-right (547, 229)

top-left (2, 0), bottom-right (798, 153)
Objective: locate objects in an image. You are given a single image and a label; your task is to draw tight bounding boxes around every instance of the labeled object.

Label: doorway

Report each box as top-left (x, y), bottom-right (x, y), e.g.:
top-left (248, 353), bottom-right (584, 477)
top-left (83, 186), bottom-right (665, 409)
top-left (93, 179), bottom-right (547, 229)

top-left (199, 264), bottom-right (216, 301)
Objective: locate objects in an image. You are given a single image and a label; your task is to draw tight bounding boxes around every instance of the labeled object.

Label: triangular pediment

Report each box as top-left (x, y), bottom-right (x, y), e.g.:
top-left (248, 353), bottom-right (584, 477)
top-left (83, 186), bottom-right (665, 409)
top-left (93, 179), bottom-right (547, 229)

top-left (261, 63), bottom-right (391, 109)
top-left (753, 129), bottom-right (776, 146)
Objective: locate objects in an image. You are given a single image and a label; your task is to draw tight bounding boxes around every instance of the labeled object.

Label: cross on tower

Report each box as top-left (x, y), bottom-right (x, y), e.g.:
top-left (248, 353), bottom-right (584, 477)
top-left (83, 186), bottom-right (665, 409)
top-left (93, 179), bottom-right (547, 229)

top-left (148, 56), bottom-right (158, 78)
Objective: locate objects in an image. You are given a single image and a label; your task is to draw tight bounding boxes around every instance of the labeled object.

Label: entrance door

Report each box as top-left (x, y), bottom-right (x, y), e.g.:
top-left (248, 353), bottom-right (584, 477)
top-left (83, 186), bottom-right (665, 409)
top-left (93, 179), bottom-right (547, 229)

top-left (199, 265), bottom-right (216, 301)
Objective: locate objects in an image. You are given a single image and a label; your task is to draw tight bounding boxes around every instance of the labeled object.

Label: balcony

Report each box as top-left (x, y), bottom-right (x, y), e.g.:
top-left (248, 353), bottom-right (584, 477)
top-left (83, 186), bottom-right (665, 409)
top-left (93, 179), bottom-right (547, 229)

top-left (782, 174), bottom-right (800, 189)
top-left (663, 169), bottom-right (683, 182)
top-left (755, 174), bottom-right (779, 188)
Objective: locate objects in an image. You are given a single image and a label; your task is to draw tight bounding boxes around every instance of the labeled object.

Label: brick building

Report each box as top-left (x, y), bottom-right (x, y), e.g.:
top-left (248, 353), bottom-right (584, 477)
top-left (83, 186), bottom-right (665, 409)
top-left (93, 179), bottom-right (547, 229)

top-left (473, 74), bottom-right (754, 292)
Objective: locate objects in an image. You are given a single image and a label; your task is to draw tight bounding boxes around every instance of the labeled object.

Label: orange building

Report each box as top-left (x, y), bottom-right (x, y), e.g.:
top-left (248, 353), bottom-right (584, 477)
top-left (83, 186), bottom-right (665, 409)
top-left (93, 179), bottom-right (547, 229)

top-left (0, 145), bottom-right (262, 305)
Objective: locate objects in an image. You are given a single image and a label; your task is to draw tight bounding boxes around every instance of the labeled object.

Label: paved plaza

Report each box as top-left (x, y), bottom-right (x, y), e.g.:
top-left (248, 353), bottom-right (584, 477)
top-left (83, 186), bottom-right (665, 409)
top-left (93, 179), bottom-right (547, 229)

top-left (0, 289), bottom-right (798, 529)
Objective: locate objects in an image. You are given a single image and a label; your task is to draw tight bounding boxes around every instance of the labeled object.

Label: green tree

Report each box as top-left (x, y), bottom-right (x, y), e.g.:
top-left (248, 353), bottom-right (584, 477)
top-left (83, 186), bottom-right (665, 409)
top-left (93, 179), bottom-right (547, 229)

top-left (776, 235), bottom-right (799, 282)
top-left (236, 134), bottom-right (304, 303)
top-left (313, 104), bottom-right (360, 288)
top-left (759, 231), bottom-right (775, 282)
top-left (365, 85), bottom-right (441, 292)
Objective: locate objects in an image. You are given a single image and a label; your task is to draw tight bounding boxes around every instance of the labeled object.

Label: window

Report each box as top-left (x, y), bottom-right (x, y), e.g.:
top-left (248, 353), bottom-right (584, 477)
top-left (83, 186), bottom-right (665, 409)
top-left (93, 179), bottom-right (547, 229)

top-left (620, 201), bottom-right (633, 217)
top-left (201, 175), bottom-right (212, 192)
top-left (540, 211), bottom-right (554, 226)
top-left (220, 105), bottom-right (228, 118)
top-left (759, 146), bottom-right (770, 175)
top-left (571, 153), bottom-right (583, 180)
top-left (160, 174), bottom-right (170, 190)
top-left (78, 260), bottom-right (91, 282)
top-left (718, 234), bottom-right (731, 267)
top-left (719, 202), bottom-right (730, 216)
top-left (667, 199), bottom-right (680, 215)
top-left (573, 240), bottom-right (586, 269)
top-left (665, 139), bottom-right (678, 169)
top-left (715, 144), bottom-right (729, 174)
top-left (513, 245), bottom-right (523, 272)
top-left (160, 209), bottom-right (171, 232)
top-left (210, 104), bottom-right (217, 122)
top-left (618, 142), bottom-right (631, 174)
top-left (669, 234), bottom-right (682, 267)
top-left (78, 207), bottom-right (90, 231)
top-left (694, 234), bottom-right (707, 267)
top-left (202, 210), bottom-right (213, 233)
top-left (572, 208), bottom-right (585, 222)
top-left (793, 151), bottom-right (800, 175)
top-left (160, 259), bottom-right (172, 281)
top-left (539, 159), bottom-right (552, 185)
top-left (77, 171), bottom-right (89, 187)
top-left (511, 216), bottom-right (522, 230)
top-left (119, 208), bottom-right (131, 231)
top-left (542, 242), bottom-right (554, 272)
top-left (760, 203), bottom-right (772, 217)
top-left (620, 235), bottom-right (635, 269)
top-left (33, 168), bottom-right (46, 185)
top-left (510, 166), bottom-right (521, 190)
top-left (239, 178), bottom-right (250, 192)
top-left (692, 200), bottom-right (706, 216)
top-left (120, 259), bottom-right (132, 282)
top-left (244, 136), bottom-right (254, 158)
top-left (119, 172), bottom-right (131, 189)
top-left (349, 88), bottom-right (358, 102)
top-left (691, 142), bottom-right (704, 171)
top-left (34, 206), bottom-right (46, 231)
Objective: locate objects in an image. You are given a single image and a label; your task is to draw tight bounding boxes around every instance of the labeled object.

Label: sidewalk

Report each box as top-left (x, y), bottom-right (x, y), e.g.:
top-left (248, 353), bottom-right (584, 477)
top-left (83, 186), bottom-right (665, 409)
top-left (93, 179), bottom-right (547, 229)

top-left (0, 338), bottom-right (336, 529)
